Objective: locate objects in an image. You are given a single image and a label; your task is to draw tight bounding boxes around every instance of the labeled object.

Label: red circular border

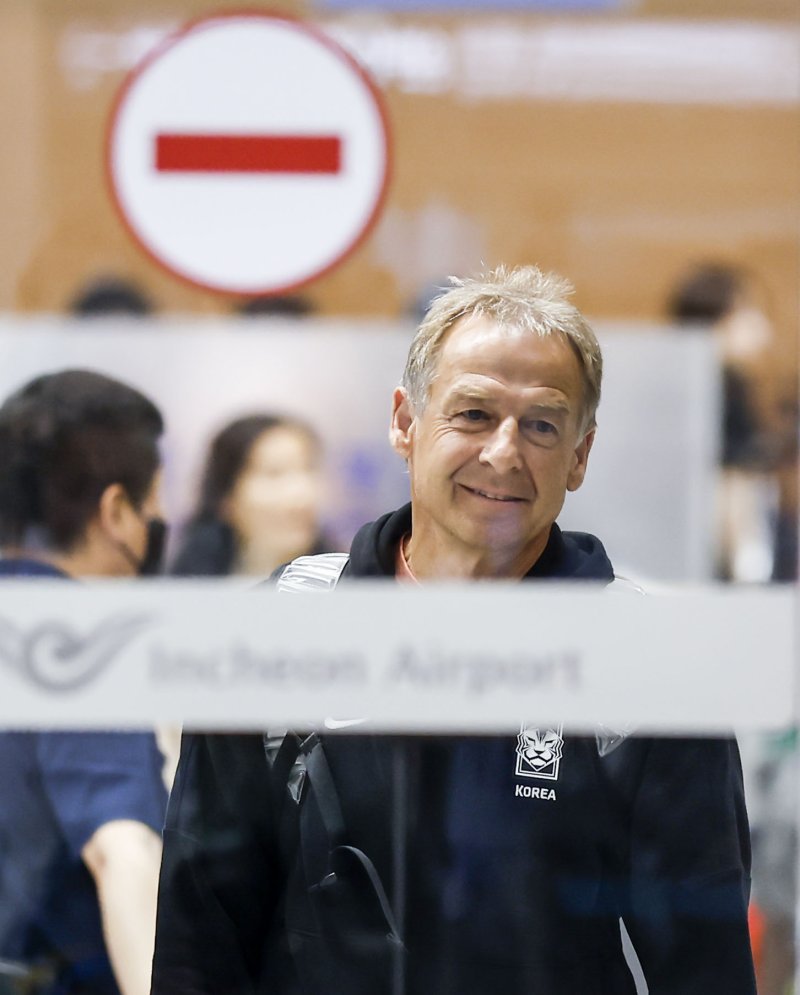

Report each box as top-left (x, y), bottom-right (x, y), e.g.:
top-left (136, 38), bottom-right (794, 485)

top-left (105, 10), bottom-right (392, 299)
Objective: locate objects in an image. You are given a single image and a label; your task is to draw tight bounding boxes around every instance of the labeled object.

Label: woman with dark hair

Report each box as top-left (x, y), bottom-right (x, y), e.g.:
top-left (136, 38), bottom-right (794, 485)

top-left (172, 414), bottom-right (327, 578)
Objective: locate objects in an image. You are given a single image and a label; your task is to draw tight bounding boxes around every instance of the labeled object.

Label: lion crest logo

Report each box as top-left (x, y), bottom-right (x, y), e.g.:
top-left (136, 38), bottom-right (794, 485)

top-left (515, 723), bottom-right (564, 781)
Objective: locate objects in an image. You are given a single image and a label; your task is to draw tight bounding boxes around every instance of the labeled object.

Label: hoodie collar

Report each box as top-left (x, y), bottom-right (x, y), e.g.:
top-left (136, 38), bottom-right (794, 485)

top-left (347, 504), bottom-right (614, 583)
top-left (0, 558), bottom-right (71, 579)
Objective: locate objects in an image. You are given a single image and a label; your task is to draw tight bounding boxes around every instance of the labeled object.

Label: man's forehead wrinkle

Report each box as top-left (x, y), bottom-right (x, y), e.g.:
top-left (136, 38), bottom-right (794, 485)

top-left (427, 316), bottom-right (525, 390)
top-left (437, 313), bottom-right (528, 362)
top-left (423, 313), bottom-right (585, 414)
top-left (445, 375), bottom-right (573, 405)
top-left (446, 379), bottom-right (496, 401)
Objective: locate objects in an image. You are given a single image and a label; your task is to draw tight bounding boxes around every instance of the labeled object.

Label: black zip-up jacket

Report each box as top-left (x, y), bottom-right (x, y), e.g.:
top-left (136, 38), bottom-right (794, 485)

top-left (151, 506), bottom-right (756, 995)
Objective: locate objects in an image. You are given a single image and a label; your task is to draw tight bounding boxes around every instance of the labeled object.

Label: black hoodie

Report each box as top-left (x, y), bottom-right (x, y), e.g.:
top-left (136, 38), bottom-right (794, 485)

top-left (152, 507), bottom-right (755, 995)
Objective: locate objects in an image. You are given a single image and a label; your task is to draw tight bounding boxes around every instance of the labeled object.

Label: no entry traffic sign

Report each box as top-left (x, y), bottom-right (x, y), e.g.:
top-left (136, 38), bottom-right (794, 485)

top-left (107, 14), bottom-right (391, 296)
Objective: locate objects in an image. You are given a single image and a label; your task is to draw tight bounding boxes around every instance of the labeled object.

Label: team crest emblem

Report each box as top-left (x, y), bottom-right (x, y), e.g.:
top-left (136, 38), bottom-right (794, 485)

top-left (515, 723), bottom-right (564, 781)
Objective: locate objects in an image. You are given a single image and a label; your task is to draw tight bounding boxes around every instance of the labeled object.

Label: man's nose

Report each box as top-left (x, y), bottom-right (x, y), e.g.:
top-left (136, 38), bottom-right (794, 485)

top-left (478, 419), bottom-right (523, 473)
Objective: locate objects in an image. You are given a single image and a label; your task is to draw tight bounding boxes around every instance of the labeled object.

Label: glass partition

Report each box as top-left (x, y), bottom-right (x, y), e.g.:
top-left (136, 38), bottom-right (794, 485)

top-left (0, 1), bottom-right (797, 994)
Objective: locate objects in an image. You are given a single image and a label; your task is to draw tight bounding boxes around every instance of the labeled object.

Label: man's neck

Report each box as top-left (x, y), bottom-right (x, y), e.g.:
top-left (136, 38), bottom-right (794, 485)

top-left (402, 524), bottom-right (550, 580)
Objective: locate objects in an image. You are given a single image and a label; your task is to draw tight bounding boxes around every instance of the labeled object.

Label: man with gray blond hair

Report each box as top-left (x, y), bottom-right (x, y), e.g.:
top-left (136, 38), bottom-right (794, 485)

top-left (152, 266), bottom-right (755, 995)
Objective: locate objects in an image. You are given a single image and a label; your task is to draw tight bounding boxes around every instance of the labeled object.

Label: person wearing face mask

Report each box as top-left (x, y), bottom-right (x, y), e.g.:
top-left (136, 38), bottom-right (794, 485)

top-left (0, 369), bottom-right (168, 995)
top-left (171, 414), bottom-right (328, 580)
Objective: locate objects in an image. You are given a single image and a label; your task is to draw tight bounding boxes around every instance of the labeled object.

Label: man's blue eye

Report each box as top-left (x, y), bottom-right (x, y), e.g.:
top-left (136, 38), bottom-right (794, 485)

top-left (462, 410), bottom-right (488, 421)
top-left (530, 420), bottom-right (556, 434)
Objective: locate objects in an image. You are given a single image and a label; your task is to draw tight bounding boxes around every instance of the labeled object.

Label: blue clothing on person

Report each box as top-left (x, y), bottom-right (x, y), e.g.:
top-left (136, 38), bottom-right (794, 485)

top-left (0, 558), bottom-right (168, 994)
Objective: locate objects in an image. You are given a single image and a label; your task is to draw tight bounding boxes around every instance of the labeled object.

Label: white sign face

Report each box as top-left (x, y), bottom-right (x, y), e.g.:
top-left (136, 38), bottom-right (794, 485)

top-left (107, 14), bottom-right (390, 296)
top-left (0, 583), bottom-right (793, 732)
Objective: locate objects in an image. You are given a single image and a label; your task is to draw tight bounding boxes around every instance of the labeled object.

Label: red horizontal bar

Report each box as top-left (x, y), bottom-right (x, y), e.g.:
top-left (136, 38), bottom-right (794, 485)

top-left (155, 134), bottom-right (342, 174)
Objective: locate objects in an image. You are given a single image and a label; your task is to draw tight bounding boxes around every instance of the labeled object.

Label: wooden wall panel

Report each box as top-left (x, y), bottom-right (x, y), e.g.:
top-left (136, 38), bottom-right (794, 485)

top-left (2, 0), bottom-right (797, 400)
top-left (0, 3), bottom-right (47, 308)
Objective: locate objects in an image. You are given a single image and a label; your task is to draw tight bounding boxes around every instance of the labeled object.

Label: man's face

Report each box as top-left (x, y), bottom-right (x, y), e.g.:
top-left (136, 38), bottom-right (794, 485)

top-left (390, 313), bottom-right (594, 574)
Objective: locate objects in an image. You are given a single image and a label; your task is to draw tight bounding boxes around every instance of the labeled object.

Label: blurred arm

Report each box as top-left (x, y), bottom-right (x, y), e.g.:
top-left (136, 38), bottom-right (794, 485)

top-left (82, 819), bottom-right (162, 995)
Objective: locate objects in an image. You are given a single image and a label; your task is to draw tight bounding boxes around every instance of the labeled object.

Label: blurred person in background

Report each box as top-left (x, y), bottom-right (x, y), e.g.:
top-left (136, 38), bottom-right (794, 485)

top-left (745, 729), bottom-right (798, 995)
top-left (769, 391), bottom-right (799, 583)
top-left (0, 370), bottom-right (168, 995)
top-left (153, 266), bottom-right (755, 995)
top-left (672, 267), bottom-right (799, 992)
top-left (236, 295), bottom-right (314, 319)
top-left (668, 262), bottom-right (796, 582)
top-left (68, 275), bottom-right (155, 319)
top-left (171, 414), bottom-right (329, 580)
top-left (164, 414), bottom-right (329, 790)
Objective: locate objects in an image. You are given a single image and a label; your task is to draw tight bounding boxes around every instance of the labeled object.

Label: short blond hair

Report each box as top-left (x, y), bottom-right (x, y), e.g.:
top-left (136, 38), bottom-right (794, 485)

top-left (402, 265), bottom-right (602, 431)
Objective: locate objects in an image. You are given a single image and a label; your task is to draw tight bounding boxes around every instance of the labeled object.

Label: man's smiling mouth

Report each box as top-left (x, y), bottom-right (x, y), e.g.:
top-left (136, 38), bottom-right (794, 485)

top-left (460, 484), bottom-right (526, 503)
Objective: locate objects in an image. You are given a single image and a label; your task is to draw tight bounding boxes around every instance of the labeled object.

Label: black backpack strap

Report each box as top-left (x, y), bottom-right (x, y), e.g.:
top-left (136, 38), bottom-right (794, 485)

top-left (264, 553), bottom-right (350, 868)
top-left (266, 554), bottom-right (405, 992)
top-left (329, 846), bottom-right (404, 949)
top-left (298, 735), bottom-right (403, 947)
top-left (263, 732), bottom-right (304, 867)
top-left (299, 732), bottom-right (346, 843)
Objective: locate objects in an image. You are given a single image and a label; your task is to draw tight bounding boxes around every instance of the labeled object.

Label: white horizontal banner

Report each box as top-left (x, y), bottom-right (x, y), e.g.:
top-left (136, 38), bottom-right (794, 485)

top-left (0, 581), bottom-right (793, 733)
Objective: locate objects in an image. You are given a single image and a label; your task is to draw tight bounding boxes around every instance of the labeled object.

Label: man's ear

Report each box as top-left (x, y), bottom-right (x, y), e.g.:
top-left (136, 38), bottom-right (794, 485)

top-left (96, 483), bottom-right (130, 539)
top-left (389, 387), bottom-right (415, 459)
top-left (566, 428), bottom-right (595, 493)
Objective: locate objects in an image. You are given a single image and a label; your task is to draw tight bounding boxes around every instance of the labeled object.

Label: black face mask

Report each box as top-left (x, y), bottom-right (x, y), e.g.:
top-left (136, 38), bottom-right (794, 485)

top-left (137, 518), bottom-right (168, 576)
top-left (117, 517), bottom-right (168, 577)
